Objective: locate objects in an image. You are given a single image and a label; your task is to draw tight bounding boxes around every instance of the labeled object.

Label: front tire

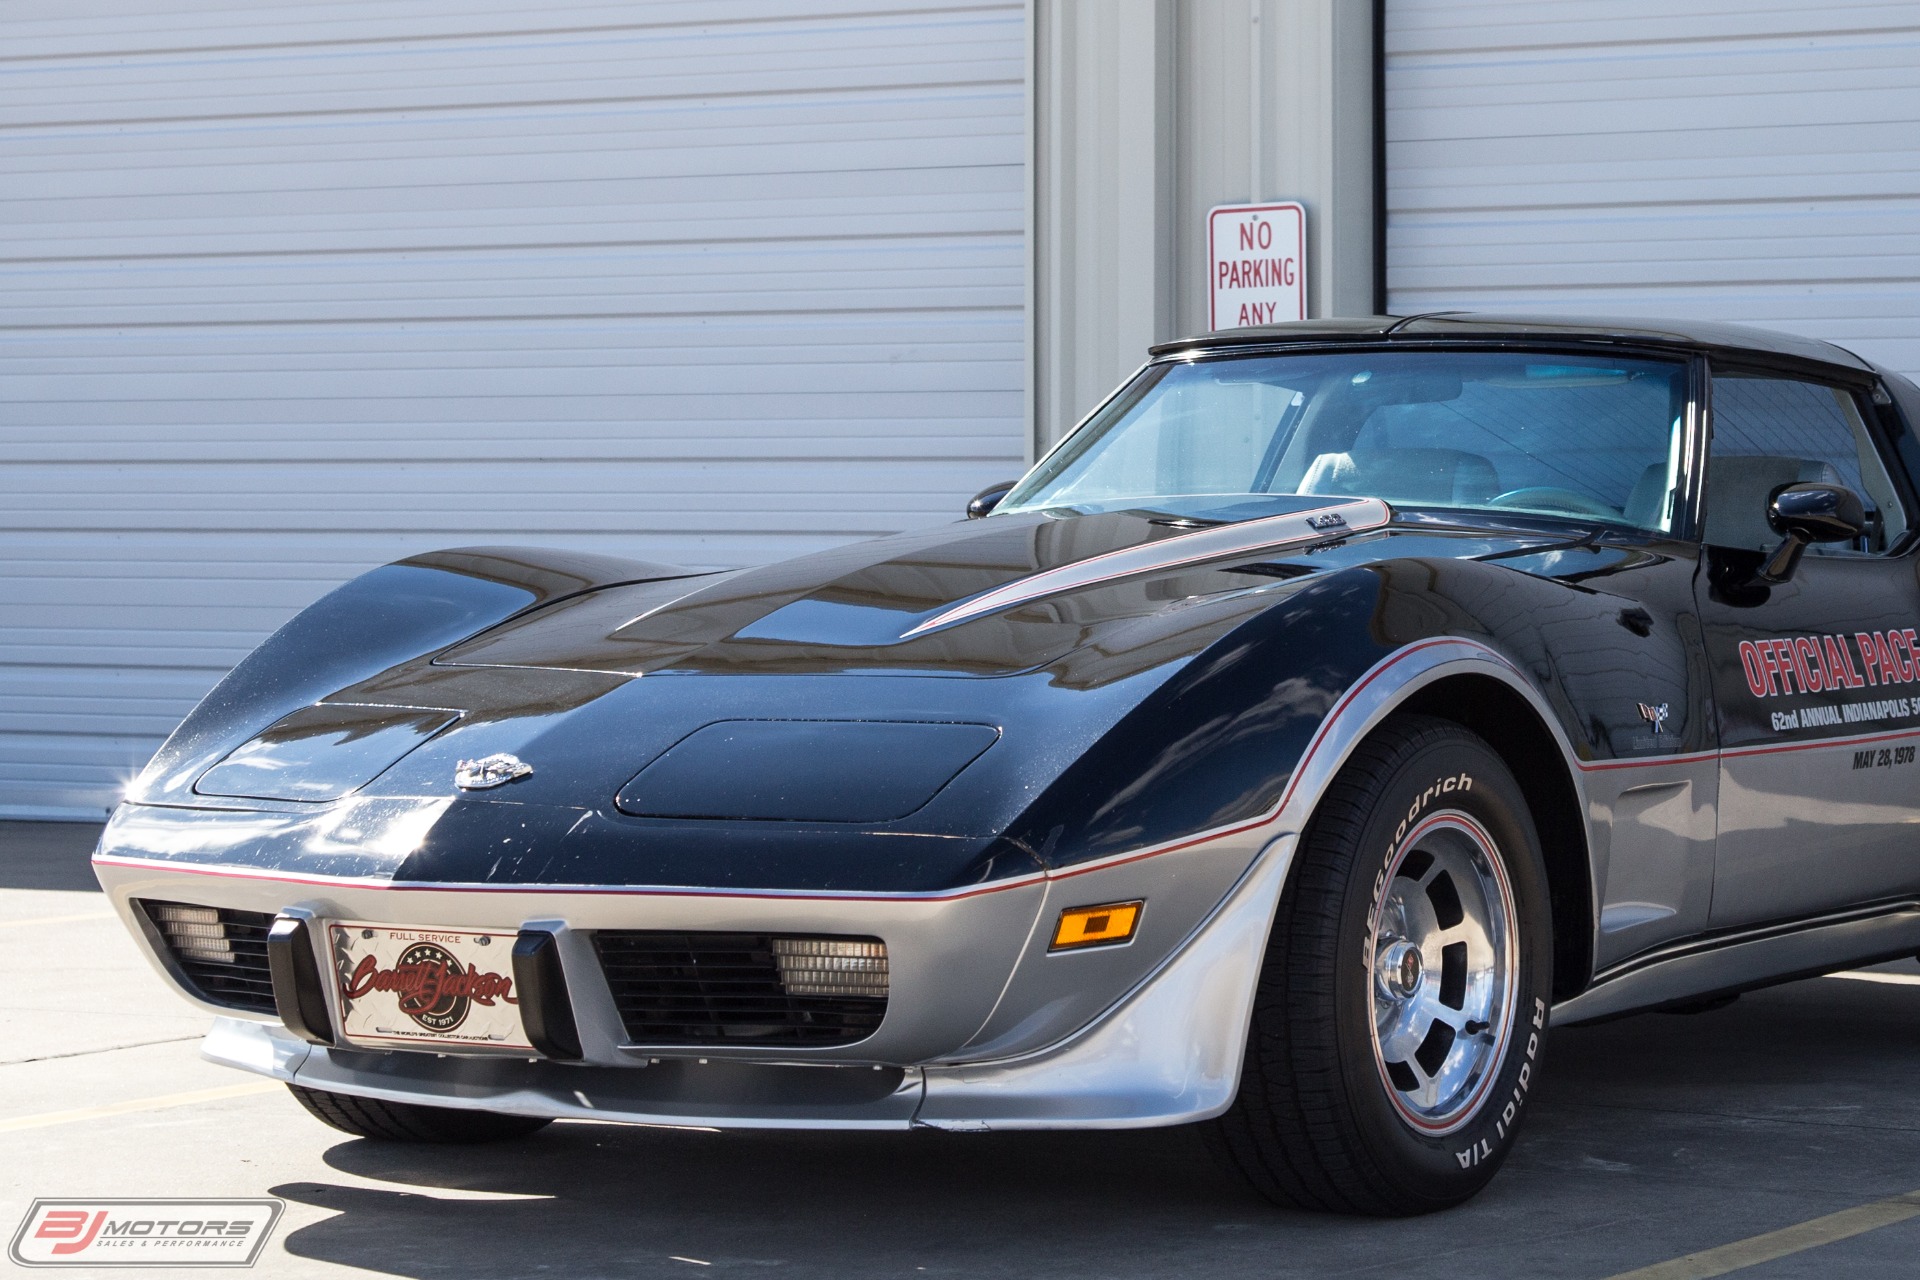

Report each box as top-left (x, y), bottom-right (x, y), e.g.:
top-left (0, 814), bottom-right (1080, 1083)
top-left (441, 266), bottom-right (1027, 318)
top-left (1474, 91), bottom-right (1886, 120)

top-left (287, 1084), bottom-right (554, 1144)
top-left (1212, 714), bottom-right (1553, 1214)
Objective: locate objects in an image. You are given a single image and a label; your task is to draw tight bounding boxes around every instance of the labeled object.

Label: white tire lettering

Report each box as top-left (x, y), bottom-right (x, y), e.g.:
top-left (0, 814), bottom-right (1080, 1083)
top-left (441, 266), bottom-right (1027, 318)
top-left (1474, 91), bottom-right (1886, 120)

top-left (1454, 1137), bottom-right (1495, 1167)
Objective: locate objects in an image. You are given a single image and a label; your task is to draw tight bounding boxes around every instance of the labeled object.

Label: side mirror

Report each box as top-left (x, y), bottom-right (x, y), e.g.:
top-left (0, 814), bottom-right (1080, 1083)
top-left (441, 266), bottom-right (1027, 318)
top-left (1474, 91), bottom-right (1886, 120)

top-left (1758, 482), bottom-right (1867, 583)
top-left (966, 480), bottom-right (1018, 519)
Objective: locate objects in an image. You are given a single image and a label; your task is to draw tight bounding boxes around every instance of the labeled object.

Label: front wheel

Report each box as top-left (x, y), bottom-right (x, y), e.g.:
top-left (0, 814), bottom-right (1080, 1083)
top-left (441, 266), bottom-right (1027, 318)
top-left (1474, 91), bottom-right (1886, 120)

top-left (287, 1084), bottom-right (554, 1144)
top-left (1211, 714), bottom-right (1553, 1214)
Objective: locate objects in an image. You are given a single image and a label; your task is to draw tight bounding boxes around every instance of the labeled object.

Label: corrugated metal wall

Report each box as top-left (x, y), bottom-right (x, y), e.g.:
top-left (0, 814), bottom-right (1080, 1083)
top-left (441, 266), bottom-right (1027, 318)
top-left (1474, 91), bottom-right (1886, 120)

top-left (0, 1), bottom-right (1026, 820)
top-left (1385, 1), bottom-right (1920, 376)
top-left (1028, 0), bottom-right (1374, 448)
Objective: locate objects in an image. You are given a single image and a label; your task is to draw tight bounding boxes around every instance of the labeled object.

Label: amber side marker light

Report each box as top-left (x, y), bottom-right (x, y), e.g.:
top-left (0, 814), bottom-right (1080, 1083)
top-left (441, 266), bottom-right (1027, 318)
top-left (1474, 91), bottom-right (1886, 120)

top-left (1050, 901), bottom-right (1143, 951)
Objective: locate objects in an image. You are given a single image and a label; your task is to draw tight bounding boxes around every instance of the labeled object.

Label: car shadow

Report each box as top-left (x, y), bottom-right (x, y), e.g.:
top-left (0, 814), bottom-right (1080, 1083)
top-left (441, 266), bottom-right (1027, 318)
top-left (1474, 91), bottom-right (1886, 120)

top-left (0, 821), bottom-right (104, 891)
top-left (276, 1123), bottom-right (1273, 1279)
top-left (270, 970), bottom-right (1920, 1279)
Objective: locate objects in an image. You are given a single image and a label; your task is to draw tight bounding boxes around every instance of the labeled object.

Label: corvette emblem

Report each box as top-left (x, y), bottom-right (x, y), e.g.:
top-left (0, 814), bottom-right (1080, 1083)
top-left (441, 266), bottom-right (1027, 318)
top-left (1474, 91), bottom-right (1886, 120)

top-left (1637, 702), bottom-right (1672, 734)
top-left (454, 753), bottom-right (533, 789)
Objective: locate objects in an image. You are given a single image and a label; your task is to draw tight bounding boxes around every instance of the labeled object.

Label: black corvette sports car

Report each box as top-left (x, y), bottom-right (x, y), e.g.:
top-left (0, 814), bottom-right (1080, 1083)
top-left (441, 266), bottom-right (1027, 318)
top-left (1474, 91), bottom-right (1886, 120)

top-left (97, 314), bottom-right (1920, 1214)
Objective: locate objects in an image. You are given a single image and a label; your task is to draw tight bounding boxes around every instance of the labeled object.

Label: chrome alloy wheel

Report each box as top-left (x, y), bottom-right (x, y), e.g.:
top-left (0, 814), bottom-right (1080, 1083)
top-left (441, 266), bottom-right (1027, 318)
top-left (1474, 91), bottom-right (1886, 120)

top-left (1367, 812), bottom-right (1519, 1134)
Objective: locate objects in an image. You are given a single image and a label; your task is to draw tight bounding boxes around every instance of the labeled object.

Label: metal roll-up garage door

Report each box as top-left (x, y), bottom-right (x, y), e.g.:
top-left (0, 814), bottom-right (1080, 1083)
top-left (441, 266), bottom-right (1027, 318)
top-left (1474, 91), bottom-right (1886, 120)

top-left (0, 1), bottom-right (1026, 820)
top-left (1385, 1), bottom-right (1920, 376)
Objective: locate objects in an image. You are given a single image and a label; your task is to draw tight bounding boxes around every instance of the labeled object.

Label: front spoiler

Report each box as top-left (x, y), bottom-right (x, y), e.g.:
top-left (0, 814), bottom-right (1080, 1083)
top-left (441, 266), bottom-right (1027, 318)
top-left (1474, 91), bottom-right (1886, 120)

top-left (204, 834), bottom-right (1294, 1131)
top-left (204, 1018), bottom-right (928, 1129)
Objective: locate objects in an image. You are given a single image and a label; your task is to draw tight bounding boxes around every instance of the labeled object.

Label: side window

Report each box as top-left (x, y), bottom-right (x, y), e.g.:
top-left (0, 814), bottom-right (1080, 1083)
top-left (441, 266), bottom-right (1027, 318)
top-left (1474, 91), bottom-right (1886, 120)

top-left (1354, 370), bottom-right (1684, 530)
top-left (1705, 373), bottom-right (1910, 554)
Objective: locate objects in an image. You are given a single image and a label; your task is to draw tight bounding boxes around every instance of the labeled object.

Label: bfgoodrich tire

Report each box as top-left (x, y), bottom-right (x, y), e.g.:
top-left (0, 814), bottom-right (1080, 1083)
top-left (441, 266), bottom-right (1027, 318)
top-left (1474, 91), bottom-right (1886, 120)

top-left (1212, 714), bottom-right (1553, 1215)
top-left (287, 1085), bottom-right (554, 1144)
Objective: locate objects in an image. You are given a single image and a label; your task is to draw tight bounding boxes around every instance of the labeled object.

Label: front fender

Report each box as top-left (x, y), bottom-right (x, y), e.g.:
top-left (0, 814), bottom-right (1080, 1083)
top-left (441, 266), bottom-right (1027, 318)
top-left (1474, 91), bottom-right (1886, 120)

top-left (956, 630), bottom-right (1588, 1061)
top-left (1004, 556), bottom-right (1681, 874)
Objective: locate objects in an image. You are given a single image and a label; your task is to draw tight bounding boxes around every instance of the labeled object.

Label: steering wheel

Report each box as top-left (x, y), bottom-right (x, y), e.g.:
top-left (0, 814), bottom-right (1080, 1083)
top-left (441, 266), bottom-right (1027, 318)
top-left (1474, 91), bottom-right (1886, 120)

top-left (1486, 487), bottom-right (1620, 519)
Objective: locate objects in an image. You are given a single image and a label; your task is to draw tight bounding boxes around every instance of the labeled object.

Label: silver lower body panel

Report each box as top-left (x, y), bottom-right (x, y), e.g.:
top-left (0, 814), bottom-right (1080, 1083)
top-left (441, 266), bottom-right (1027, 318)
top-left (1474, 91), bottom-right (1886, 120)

top-left (201, 834), bottom-right (1296, 1131)
top-left (1553, 900), bottom-right (1920, 1025)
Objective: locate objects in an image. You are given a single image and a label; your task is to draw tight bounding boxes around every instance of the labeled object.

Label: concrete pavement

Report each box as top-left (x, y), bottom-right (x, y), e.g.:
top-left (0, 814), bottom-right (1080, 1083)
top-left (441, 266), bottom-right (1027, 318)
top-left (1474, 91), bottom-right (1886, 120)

top-left (7, 819), bottom-right (1920, 1278)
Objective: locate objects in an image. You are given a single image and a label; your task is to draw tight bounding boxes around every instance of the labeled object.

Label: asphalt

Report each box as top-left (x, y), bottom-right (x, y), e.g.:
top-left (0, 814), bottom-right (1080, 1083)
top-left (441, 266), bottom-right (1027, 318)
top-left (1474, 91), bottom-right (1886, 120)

top-left (7, 819), bottom-right (1920, 1279)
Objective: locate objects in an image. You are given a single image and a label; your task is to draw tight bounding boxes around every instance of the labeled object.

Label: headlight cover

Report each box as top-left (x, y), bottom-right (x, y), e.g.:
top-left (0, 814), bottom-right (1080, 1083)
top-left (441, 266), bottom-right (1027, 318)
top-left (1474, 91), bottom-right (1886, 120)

top-left (615, 719), bottom-right (998, 823)
top-left (194, 704), bottom-right (459, 802)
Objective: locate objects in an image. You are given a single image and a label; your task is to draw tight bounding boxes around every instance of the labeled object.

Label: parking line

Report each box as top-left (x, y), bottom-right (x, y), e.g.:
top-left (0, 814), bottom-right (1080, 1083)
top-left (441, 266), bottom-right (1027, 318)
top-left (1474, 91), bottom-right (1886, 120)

top-left (0, 911), bottom-right (113, 929)
top-left (0, 1081), bottom-right (281, 1134)
top-left (1606, 1190), bottom-right (1920, 1279)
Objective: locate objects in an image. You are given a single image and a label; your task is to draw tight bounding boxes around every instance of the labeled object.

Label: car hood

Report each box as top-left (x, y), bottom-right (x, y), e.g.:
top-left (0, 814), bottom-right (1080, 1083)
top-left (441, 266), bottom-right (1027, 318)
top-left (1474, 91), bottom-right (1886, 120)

top-left (430, 497), bottom-right (1429, 680)
top-left (121, 501), bottom-right (1608, 890)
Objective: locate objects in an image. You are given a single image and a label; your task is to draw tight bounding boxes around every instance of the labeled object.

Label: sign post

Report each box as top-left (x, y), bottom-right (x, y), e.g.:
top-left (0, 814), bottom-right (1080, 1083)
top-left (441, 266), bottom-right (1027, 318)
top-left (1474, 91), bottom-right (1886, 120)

top-left (1207, 202), bottom-right (1306, 330)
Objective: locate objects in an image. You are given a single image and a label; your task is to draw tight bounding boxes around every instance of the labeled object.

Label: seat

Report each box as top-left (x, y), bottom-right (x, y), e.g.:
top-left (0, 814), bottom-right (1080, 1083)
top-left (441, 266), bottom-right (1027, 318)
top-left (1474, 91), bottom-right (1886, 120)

top-left (1623, 463), bottom-right (1671, 530)
top-left (1298, 448), bottom-right (1500, 506)
top-left (1703, 454), bottom-right (1844, 551)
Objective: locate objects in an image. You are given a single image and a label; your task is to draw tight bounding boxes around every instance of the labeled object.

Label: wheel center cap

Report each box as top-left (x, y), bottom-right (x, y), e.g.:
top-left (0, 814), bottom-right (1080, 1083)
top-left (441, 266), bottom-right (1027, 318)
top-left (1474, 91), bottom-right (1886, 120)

top-left (1378, 940), bottom-right (1423, 999)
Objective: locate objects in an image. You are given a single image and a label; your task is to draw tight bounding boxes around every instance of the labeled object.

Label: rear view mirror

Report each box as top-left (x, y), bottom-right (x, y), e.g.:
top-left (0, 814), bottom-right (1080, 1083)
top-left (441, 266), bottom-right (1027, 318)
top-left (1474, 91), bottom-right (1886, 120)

top-left (1349, 371), bottom-right (1463, 405)
top-left (1758, 482), bottom-right (1867, 582)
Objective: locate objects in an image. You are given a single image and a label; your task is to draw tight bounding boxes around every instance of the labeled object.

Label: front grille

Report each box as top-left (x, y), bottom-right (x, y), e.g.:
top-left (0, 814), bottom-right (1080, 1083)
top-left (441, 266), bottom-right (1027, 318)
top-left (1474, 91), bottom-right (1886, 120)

top-left (138, 900), bottom-right (277, 1015)
top-left (594, 931), bottom-right (888, 1046)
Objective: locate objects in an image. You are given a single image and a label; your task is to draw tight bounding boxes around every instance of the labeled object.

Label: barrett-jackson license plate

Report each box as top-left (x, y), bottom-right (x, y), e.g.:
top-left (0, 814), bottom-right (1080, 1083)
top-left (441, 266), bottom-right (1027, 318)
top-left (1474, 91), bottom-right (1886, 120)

top-left (329, 923), bottom-right (531, 1050)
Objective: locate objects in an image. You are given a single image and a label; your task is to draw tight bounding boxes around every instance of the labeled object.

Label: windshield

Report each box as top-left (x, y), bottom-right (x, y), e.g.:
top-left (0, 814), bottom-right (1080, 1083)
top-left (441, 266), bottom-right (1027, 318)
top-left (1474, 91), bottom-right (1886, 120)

top-left (999, 350), bottom-right (1691, 531)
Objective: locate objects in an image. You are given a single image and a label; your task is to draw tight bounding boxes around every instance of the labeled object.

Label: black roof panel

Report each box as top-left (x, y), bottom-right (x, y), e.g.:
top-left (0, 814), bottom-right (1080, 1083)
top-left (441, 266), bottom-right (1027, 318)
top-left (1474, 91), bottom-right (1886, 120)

top-left (1150, 311), bottom-right (1872, 372)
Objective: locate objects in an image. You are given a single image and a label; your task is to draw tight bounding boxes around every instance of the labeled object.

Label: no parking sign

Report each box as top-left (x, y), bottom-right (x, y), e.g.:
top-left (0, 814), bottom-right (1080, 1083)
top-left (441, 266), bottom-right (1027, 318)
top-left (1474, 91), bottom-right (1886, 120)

top-left (1207, 202), bottom-right (1306, 330)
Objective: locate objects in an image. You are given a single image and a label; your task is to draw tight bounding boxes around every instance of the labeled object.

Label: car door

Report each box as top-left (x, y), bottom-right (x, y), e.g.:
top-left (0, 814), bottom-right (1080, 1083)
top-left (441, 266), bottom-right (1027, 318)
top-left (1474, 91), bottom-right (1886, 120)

top-left (1694, 361), bottom-right (1920, 928)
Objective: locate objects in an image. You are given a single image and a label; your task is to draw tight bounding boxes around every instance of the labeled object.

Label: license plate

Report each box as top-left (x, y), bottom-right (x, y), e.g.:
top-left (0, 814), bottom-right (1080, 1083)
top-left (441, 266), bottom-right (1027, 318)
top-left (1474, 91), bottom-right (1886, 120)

top-left (328, 922), bottom-right (531, 1050)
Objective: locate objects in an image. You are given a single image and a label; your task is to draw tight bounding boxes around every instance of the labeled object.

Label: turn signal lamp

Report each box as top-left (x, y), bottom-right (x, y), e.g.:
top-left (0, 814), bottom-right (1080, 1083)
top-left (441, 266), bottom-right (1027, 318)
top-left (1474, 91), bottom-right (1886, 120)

top-left (1050, 901), bottom-right (1143, 951)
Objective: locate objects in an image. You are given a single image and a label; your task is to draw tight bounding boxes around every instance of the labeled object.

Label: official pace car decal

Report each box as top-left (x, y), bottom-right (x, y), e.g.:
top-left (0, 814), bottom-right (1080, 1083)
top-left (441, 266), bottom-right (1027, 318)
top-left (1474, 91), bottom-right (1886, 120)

top-left (1738, 627), bottom-right (1920, 733)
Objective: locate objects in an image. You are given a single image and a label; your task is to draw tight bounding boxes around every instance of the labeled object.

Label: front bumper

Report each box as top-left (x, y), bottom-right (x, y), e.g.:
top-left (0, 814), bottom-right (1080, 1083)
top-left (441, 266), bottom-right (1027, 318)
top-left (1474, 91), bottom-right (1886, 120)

top-left (96, 802), bottom-right (1284, 1128)
top-left (197, 833), bottom-right (1291, 1130)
